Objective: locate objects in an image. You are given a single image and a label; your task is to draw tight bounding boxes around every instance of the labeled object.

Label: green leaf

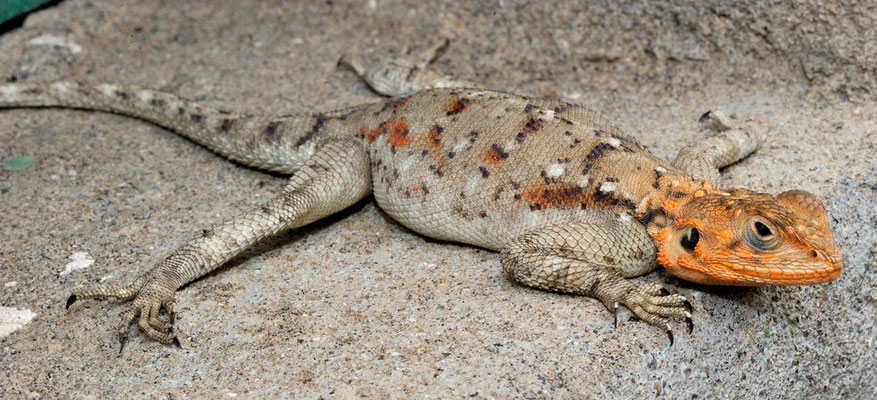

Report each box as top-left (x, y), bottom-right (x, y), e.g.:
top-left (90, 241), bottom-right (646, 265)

top-left (3, 155), bottom-right (34, 171)
top-left (0, 0), bottom-right (56, 25)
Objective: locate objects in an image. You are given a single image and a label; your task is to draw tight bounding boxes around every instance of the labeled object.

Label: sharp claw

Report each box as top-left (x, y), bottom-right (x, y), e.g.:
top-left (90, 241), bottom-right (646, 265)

top-left (613, 302), bottom-right (619, 329)
top-left (666, 329), bottom-right (674, 346)
top-left (170, 311), bottom-right (176, 326)
top-left (683, 300), bottom-right (694, 313)
top-left (685, 317), bottom-right (694, 335)
top-left (698, 111), bottom-right (712, 124)
top-left (119, 336), bottom-right (128, 355)
top-left (173, 336), bottom-right (182, 349)
top-left (65, 294), bottom-right (78, 310)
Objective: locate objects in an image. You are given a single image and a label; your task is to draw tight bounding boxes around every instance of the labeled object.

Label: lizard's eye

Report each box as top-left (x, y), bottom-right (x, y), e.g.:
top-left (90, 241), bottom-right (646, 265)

top-left (680, 226), bottom-right (699, 253)
top-left (745, 218), bottom-right (779, 250)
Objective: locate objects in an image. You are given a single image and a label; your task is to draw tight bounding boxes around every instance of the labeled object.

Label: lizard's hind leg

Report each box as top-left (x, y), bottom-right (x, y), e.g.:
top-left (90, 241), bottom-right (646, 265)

top-left (339, 38), bottom-right (474, 96)
top-left (66, 139), bottom-right (372, 349)
top-left (672, 110), bottom-right (767, 184)
top-left (501, 217), bottom-right (692, 343)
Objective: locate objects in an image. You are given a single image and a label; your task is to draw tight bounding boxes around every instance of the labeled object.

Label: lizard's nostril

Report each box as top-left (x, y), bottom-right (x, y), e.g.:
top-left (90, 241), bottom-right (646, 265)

top-left (809, 250), bottom-right (819, 258)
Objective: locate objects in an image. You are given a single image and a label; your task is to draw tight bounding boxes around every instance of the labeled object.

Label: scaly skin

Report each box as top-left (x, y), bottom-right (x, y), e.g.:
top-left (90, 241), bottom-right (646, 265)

top-left (0, 44), bottom-right (842, 348)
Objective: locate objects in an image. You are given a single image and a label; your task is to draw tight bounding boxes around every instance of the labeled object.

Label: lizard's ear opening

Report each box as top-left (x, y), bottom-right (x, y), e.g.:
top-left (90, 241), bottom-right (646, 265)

top-left (679, 226), bottom-right (699, 253)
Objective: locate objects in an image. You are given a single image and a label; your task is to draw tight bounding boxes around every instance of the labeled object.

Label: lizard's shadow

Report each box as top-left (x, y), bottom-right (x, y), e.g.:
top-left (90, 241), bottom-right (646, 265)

top-left (667, 275), bottom-right (768, 306)
top-left (187, 190), bottom-right (467, 289)
top-left (184, 194), bottom-right (375, 288)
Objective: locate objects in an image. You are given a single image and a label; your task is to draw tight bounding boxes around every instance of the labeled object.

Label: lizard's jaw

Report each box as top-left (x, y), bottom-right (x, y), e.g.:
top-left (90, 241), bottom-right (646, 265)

top-left (658, 242), bottom-right (842, 286)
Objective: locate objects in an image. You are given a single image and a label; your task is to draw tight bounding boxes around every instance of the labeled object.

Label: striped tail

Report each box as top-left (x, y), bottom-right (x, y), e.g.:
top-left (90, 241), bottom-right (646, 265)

top-left (0, 81), bottom-right (344, 173)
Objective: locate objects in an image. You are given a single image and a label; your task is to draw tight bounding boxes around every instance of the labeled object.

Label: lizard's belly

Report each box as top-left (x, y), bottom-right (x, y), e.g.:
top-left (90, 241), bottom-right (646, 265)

top-left (371, 166), bottom-right (634, 251)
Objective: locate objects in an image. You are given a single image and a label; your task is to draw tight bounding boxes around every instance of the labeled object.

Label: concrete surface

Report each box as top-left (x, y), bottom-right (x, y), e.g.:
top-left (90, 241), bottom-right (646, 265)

top-left (0, 1), bottom-right (874, 398)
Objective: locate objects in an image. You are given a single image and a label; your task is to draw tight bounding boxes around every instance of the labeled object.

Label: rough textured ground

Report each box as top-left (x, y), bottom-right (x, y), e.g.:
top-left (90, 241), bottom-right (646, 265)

top-left (0, 1), bottom-right (874, 398)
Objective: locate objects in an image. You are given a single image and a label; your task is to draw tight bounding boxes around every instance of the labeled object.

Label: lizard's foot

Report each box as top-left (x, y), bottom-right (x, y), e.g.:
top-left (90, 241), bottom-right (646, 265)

top-left (339, 38), bottom-right (474, 96)
top-left (595, 279), bottom-right (693, 345)
top-left (673, 109), bottom-right (768, 183)
top-left (67, 276), bottom-right (181, 351)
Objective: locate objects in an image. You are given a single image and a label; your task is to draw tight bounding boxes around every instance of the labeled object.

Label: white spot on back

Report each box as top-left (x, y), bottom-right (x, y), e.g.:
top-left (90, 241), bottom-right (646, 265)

top-left (96, 84), bottom-right (119, 96)
top-left (0, 85), bottom-right (19, 98)
top-left (137, 90), bottom-right (153, 102)
top-left (540, 109), bottom-right (555, 120)
top-left (605, 137), bottom-right (621, 148)
top-left (452, 139), bottom-right (469, 153)
top-left (546, 163), bottom-right (565, 177)
top-left (399, 154), bottom-right (417, 172)
top-left (599, 181), bottom-right (617, 193)
top-left (50, 81), bottom-right (74, 94)
top-left (465, 174), bottom-right (479, 193)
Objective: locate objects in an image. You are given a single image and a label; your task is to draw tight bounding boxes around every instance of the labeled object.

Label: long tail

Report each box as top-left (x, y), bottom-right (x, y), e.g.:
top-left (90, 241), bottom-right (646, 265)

top-left (0, 81), bottom-right (348, 173)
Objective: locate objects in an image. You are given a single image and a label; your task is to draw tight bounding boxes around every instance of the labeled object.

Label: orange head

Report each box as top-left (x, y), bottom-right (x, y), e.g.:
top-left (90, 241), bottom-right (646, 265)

top-left (651, 189), bottom-right (842, 286)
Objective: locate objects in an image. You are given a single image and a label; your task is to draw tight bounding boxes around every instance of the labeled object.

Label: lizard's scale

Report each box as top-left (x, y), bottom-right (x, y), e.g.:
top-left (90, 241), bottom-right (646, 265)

top-left (0, 52), bottom-right (843, 348)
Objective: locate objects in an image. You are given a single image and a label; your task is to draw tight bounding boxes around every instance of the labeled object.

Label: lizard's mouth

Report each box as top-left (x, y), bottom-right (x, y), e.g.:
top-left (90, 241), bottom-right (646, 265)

top-left (664, 258), bottom-right (842, 287)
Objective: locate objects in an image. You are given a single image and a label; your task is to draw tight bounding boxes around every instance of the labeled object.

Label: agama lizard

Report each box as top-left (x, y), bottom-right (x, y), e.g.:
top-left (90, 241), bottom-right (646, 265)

top-left (0, 42), bottom-right (842, 349)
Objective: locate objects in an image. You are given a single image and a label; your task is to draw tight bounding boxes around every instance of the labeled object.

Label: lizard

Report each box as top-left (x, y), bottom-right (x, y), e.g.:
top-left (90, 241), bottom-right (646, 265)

top-left (0, 41), bottom-right (842, 350)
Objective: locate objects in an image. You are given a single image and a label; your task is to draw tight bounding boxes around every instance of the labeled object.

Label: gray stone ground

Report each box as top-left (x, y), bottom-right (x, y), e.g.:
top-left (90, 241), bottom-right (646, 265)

top-left (0, 1), bottom-right (874, 398)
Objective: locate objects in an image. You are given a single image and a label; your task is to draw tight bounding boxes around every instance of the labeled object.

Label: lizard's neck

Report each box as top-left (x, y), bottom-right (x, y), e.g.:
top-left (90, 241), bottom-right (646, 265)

top-left (634, 173), bottom-right (723, 236)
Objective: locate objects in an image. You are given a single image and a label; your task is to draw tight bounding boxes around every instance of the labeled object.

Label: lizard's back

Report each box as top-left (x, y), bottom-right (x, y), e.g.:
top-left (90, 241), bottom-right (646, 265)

top-left (339, 88), bottom-right (680, 250)
top-left (0, 82), bottom-right (681, 250)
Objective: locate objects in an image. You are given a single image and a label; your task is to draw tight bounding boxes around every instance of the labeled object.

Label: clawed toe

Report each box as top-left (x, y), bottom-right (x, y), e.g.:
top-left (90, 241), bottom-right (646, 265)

top-left (622, 287), bottom-right (694, 343)
top-left (65, 294), bottom-right (78, 310)
top-left (66, 276), bottom-right (182, 350)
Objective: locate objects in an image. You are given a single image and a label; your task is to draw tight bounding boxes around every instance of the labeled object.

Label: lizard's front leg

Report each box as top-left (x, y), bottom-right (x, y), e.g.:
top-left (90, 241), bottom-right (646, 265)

top-left (339, 38), bottom-right (474, 97)
top-left (500, 217), bottom-right (692, 343)
top-left (672, 110), bottom-right (767, 184)
top-left (66, 139), bottom-right (371, 350)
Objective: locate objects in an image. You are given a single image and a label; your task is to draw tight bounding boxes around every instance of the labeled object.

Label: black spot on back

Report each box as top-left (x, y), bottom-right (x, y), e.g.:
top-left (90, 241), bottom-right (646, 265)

top-left (264, 121), bottom-right (281, 140)
top-left (295, 115), bottom-right (326, 147)
top-left (585, 143), bottom-right (614, 162)
top-left (220, 118), bottom-right (235, 132)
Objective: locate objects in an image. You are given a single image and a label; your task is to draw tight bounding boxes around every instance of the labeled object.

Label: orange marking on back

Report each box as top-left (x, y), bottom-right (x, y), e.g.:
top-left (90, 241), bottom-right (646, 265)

top-left (362, 118), bottom-right (409, 146)
top-left (387, 119), bottom-right (410, 147)
top-left (481, 144), bottom-right (509, 166)
top-left (519, 183), bottom-right (588, 210)
top-left (386, 97), bottom-right (408, 111)
top-left (662, 200), bottom-right (678, 211)
top-left (523, 117), bottom-right (542, 135)
top-left (447, 97), bottom-right (473, 115)
top-left (426, 128), bottom-right (442, 150)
